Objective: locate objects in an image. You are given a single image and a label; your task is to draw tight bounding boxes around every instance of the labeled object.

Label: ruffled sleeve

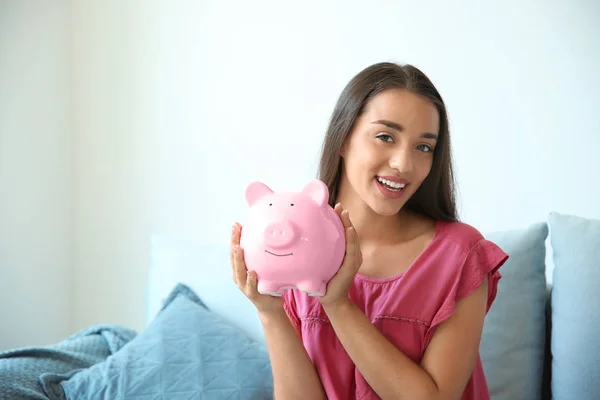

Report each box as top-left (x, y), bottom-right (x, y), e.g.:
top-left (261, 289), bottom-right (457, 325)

top-left (429, 238), bottom-right (509, 332)
top-left (457, 238), bottom-right (508, 311)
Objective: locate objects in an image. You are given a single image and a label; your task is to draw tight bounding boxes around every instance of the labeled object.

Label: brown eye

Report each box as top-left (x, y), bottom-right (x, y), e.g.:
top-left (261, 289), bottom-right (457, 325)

top-left (376, 133), bottom-right (394, 142)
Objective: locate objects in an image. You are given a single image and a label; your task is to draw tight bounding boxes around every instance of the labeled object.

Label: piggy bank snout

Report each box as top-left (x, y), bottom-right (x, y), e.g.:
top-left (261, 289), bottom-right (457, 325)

top-left (264, 221), bottom-right (298, 248)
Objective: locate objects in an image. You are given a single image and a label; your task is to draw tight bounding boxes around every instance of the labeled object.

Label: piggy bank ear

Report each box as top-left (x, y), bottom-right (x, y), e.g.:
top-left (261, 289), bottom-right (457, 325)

top-left (245, 181), bottom-right (273, 206)
top-left (301, 179), bottom-right (329, 207)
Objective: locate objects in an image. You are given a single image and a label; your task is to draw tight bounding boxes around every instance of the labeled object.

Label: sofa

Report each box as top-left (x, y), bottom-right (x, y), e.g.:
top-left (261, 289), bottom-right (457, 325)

top-left (1, 211), bottom-right (598, 399)
top-left (144, 211), bottom-right (600, 400)
top-left (477, 212), bottom-right (599, 400)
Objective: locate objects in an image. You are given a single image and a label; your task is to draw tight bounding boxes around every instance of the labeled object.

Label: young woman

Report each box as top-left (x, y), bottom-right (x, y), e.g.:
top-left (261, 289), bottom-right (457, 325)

top-left (231, 62), bottom-right (508, 400)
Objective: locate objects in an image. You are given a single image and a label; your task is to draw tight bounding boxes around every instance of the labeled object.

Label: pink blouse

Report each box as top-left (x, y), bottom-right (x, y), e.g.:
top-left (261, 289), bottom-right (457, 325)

top-left (283, 220), bottom-right (509, 400)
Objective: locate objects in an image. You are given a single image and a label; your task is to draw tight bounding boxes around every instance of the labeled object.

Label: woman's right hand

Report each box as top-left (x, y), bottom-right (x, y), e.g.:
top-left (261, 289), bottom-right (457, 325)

top-left (231, 222), bottom-right (283, 314)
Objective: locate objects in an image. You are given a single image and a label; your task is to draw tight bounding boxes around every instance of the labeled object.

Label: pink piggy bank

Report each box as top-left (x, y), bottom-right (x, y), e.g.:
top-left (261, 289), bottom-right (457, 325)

top-left (239, 179), bottom-right (346, 297)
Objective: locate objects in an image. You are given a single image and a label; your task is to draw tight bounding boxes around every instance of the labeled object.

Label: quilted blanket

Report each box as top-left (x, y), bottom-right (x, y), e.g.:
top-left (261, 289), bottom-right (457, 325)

top-left (0, 284), bottom-right (273, 399)
top-left (0, 324), bottom-right (136, 399)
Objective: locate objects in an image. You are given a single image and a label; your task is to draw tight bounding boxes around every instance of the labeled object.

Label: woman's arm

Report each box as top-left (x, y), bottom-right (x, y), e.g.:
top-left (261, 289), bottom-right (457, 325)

top-left (230, 224), bottom-right (326, 400)
top-left (259, 308), bottom-right (327, 400)
top-left (322, 276), bottom-right (489, 400)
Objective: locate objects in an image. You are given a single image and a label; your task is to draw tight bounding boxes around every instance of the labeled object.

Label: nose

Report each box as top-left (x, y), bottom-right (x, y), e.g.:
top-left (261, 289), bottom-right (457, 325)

top-left (263, 221), bottom-right (298, 248)
top-left (389, 147), bottom-right (414, 173)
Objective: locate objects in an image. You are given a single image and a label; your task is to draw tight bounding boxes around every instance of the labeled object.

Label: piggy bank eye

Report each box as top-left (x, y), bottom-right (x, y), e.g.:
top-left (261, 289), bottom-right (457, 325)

top-left (290, 203), bottom-right (294, 206)
top-left (269, 203), bottom-right (272, 206)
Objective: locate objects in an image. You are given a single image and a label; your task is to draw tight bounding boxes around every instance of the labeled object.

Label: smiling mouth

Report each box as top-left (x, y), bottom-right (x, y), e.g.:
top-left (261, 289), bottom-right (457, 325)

top-left (376, 176), bottom-right (407, 191)
top-left (265, 250), bottom-right (293, 257)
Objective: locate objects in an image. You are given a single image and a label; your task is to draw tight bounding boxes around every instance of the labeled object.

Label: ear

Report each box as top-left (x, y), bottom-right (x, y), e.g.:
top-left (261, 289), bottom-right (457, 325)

top-left (245, 181), bottom-right (273, 206)
top-left (301, 179), bottom-right (329, 207)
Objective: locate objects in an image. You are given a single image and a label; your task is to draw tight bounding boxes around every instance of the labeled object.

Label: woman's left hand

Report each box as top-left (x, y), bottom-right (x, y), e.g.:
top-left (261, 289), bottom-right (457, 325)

top-left (319, 203), bottom-right (363, 308)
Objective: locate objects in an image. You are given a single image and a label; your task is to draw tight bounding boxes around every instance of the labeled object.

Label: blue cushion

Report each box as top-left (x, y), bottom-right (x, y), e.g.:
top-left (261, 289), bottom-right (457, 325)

top-left (548, 212), bottom-right (600, 400)
top-left (479, 222), bottom-right (549, 400)
top-left (53, 283), bottom-right (273, 399)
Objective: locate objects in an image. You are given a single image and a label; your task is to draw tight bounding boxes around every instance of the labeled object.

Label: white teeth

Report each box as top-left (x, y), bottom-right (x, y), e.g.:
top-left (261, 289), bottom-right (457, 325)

top-left (377, 177), bottom-right (405, 189)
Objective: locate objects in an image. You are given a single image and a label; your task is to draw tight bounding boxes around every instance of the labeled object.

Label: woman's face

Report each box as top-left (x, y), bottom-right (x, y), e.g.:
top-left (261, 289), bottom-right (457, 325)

top-left (339, 88), bottom-right (440, 216)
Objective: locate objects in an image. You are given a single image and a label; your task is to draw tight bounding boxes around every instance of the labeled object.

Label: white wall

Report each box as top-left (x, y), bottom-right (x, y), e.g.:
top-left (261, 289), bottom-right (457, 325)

top-left (0, 1), bottom-right (72, 350)
top-left (147, 0), bottom-right (600, 292)
top-left (71, 1), bottom-right (158, 333)
top-left (1, 1), bottom-right (599, 345)
top-left (148, 0), bottom-right (600, 237)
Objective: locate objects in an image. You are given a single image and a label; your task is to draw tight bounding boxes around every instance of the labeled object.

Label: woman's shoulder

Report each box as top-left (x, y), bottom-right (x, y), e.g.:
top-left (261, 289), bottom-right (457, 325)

top-left (428, 219), bottom-right (509, 290)
top-left (435, 219), bottom-right (494, 252)
top-left (422, 219), bottom-right (509, 327)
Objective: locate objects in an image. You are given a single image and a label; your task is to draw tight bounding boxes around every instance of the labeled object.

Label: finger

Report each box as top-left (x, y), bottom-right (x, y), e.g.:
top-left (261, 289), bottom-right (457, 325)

top-left (230, 223), bottom-right (240, 279)
top-left (340, 209), bottom-right (352, 231)
top-left (341, 227), bottom-right (361, 275)
top-left (333, 203), bottom-right (352, 228)
top-left (345, 226), bottom-right (357, 257)
top-left (245, 270), bottom-right (259, 300)
top-left (233, 245), bottom-right (248, 289)
top-left (230, 223), bottom-right (240, 256)
top-left (230, 223), bottom-right (236, 266)
top-left (334, 202), bottom-right (343, 217)
top-left (349, 226), bottom-right (363, 268)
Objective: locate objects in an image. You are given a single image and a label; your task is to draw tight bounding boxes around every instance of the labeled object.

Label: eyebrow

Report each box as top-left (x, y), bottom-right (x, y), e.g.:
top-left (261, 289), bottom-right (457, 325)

top-left (371, 119), bottom-right (438, 140)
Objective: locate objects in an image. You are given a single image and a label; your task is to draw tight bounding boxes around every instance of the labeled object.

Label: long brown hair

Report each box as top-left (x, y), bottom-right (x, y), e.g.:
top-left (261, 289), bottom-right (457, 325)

top-left (317, 62), bottom-right (458, 222)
